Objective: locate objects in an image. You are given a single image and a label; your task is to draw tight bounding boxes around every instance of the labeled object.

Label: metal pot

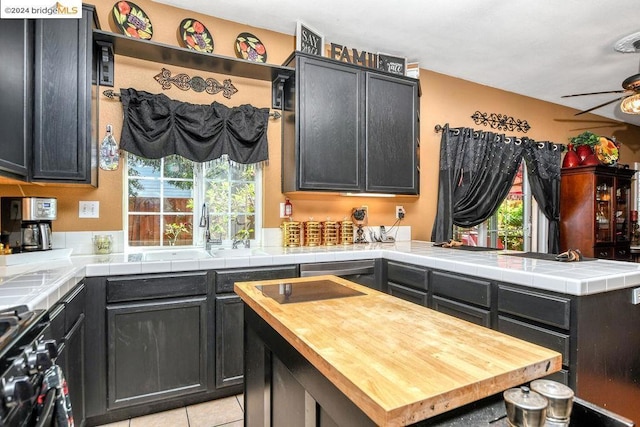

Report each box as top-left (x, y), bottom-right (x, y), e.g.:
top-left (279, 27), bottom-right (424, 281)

top-left (530, 379), bottom-right (574, 423)
top-left (503, 386), bottom-right (548, 427)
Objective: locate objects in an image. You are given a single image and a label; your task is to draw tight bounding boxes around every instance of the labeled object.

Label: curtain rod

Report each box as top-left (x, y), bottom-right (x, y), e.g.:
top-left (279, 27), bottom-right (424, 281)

top-left (102, 89), bottom-right (282, 119)
top-left (433, 124), bottom-right (567, 152)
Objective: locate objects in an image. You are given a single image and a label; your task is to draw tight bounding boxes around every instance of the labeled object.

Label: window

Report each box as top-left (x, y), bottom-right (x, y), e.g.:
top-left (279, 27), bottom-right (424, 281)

top-left (125, 153), bottom-right (259, 247)
top-left (453, 162), bottom-right (537, 251)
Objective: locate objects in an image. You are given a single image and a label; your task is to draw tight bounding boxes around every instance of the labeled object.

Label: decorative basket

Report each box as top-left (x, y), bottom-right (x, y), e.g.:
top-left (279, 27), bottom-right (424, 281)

top-left (281, 221), bottom-right (301, 247)
top-left (304, 221), bottom-right (322, 246)
top-left (322, 221), bottom-right (339, 246)
top-left (339, 220), bottom-right (354, 245)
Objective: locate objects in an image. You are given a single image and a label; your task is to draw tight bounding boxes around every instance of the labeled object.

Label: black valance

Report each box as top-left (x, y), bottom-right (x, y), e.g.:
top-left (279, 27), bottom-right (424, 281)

top-left (119, 88), bottom-right (269, 165)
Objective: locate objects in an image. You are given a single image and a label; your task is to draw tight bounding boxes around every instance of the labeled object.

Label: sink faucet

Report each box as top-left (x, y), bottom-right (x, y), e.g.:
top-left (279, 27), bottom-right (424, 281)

top-left (232, 236), bottom-right (250, 249)
top-left (200, 204), bottom-right (220, 250)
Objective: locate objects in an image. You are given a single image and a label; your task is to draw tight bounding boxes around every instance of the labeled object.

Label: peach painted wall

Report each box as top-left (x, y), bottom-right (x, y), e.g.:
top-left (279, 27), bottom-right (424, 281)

top-left (1, 0), bottom-right (640, 241)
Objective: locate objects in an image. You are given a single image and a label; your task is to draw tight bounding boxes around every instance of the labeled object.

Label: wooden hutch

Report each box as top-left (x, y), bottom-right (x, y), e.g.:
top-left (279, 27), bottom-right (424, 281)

top-left (560, 165), bottom-right (636, 260)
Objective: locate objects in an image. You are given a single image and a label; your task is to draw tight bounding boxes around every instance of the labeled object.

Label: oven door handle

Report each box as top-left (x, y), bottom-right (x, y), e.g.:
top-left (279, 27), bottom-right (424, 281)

top-left (34, 388), bottom-right (56, 427)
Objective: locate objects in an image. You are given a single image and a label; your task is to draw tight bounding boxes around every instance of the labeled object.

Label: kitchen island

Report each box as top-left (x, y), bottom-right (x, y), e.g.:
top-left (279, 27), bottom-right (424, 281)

top-left (235, 275), bottom-right (562, 426)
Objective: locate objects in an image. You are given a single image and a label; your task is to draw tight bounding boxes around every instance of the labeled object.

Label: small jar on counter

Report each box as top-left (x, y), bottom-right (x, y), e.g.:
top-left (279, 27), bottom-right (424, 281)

top-left (93, 235), bottom-right (113, 254)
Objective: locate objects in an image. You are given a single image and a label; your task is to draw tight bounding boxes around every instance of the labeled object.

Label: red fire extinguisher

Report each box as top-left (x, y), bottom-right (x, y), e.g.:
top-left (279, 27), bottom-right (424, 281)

top-left (284, 198), bottom-right (293, 217)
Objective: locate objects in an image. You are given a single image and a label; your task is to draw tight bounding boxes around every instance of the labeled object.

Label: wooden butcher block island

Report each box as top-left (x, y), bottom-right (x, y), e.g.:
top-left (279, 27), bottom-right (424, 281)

top-left (235, 276), bottom-right (561, 427)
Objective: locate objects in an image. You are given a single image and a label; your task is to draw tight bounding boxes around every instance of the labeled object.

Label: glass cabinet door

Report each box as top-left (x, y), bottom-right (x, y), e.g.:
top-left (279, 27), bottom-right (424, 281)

top-left (595, 176), bottom-right (614, 242)
top-left (615, 177), bottom-right (631, 242)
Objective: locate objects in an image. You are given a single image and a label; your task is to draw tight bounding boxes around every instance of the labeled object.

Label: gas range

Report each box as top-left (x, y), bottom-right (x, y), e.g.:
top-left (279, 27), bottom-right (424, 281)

top-left (0, 306), bottom-right (56, 426)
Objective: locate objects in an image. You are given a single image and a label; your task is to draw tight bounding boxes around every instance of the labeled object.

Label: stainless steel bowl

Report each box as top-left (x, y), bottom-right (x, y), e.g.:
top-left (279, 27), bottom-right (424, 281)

top-left (530, 379), bottom-right (574, 422)
top-left (503, 386), bottom-right (548, 427)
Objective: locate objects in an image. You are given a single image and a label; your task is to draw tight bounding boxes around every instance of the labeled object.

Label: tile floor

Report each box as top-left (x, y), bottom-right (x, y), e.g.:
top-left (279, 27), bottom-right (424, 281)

top-left (96, 395), bottom-right (244, 427)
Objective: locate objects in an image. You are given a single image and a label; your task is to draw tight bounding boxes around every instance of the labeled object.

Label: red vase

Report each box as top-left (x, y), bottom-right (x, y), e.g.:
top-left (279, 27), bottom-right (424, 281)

top-left (581, 153), bottom-right (600, 166)
top-left (562, 144), bottom-right (580, 168)
top-left (575, 145), bottom-right (593, 164)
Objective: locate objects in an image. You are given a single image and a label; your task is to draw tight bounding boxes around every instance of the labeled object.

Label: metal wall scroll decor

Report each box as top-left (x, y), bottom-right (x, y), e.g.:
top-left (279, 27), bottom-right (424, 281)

top-left (153, 68), bottom-right (238, 99)
top-left (471, 111), bottom-right (531, 133)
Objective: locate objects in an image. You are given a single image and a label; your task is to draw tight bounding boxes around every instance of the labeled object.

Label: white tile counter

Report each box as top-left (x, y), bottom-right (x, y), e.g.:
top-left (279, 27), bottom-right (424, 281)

top-left (1, 241), bottom-right (640, 312)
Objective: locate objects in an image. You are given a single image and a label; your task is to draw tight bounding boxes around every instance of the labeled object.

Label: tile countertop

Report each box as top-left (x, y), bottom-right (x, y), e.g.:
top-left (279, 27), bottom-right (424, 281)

top-left (1, 241), bottom-right (640, 312)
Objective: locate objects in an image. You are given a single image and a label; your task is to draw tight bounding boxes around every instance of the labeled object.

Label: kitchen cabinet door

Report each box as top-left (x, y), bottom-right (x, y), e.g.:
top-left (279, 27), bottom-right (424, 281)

top-left (31, 4), bottom-right (97, 184)
top-left (365, 72), bottom-right (419, 194)
top-left (106, 297), bottom-right (208, 409)
top-left (215, 294), bottom-right (244, 388)
top-left (282, 52), bottom-right (419, 194)
top-left (296, 55), bottom-right (362, 191)
top-left (0, 19), bottom-right (31, 180)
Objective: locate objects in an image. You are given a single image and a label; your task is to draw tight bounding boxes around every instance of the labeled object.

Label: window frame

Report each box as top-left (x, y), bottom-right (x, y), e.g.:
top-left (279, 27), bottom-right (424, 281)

top-left (123, 154), bottom-right (262, 250)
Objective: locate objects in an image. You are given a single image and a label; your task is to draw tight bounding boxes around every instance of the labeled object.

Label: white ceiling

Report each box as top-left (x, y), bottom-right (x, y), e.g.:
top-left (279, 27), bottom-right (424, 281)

top-left (155, 0), bottom-right (640, 126)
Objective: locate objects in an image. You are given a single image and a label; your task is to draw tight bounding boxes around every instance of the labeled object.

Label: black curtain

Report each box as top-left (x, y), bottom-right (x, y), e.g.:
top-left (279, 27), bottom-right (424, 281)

top-left (119, 88), bottom-right (270, 165)
top-left (431, 125), bottom-right (524, 243)
top-left (522, 139), bottom-right (562, 253)
top-left (431, 124), bottom-right (563, 253)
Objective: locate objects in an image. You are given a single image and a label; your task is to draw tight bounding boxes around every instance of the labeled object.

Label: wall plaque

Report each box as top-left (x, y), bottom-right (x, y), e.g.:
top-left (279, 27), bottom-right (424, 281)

top-left (378, 53), bottom-right (406, 76)
top-left (296, 21), bottom-right (324, 56)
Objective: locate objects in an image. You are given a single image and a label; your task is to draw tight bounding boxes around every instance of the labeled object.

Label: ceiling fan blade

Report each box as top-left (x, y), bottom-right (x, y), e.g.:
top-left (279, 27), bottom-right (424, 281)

top-left (562, 90), bottom-right (626, 98)
top-left (574, 96), bottom-right (627, 116)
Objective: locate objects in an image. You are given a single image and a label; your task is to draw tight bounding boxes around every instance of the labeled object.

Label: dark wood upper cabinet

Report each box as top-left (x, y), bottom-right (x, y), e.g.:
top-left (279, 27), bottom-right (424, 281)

top-left (282, 52), bottom-right (420, 194)
top-left (365, 72), bottom-right (419, 194)
top-left (31, 4), bottom-right (98, 184)
top-left (0, 19), bottom-right (32, 180)
top-left (560, 165), bottom-right (636, 260)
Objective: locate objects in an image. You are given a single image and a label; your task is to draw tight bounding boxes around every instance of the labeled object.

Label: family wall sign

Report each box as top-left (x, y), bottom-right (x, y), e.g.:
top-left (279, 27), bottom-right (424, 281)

top-left (296, 21), bottom-right (407, 76)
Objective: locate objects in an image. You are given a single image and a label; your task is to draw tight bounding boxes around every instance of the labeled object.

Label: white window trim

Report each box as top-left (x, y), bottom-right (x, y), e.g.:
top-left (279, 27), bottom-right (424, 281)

top-left (123, 156), bottom-right (262, 251)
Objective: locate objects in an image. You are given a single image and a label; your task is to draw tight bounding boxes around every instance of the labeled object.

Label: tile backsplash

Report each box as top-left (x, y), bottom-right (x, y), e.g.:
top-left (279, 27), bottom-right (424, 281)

top-left (53, 226), bottom-right (411, 254)
top-left (52, 231), bottom-right (125, 255)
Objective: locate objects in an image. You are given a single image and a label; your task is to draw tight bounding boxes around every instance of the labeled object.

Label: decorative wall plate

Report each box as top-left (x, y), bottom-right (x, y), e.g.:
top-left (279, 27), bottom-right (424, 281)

top-left (235, 32), bottom-right (267, 62)
top-left (179, 18), bottom-right (214, 53)
top-left (112, 1), bottom-right (153, 40)
top-left (595, 137), bottom-right (619, 166)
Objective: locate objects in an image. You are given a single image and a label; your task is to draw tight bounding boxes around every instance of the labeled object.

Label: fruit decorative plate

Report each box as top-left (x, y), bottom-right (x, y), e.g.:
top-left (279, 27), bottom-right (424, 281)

top-left (595, 136), bottom-right (619, 166)
top-left (179, 18), bottom-right (214, 53)
top-left (112, 1), bottom-right (153, 40)
top-left (235, 32), bottom-right (267, 62)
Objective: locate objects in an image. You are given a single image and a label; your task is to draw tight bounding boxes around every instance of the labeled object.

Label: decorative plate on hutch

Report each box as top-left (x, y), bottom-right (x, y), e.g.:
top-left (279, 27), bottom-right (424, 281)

top-left (179, 18), bottom-right (214, 53)
top-left (112, 1), bottom-right (153, 40)
top-left (594, 137), bottom-right (619, 166)
top-left (234, 32), bottom-right (267, 62)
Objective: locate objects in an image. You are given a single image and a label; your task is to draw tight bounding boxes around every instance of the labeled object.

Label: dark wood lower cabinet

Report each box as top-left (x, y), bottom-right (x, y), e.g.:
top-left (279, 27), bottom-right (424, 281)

top-left (47, 282), bottom-right (86, 427)
top-left (215, 294), bottom-right (243, 389)
top-left (85, 266), bottom-right (298, 425)
top-left (388, 282), bottom-right (428, 306)
top-left (432, 295), bottom-right (491, 327)
top-left (106, 297), bottom-right (208, 409)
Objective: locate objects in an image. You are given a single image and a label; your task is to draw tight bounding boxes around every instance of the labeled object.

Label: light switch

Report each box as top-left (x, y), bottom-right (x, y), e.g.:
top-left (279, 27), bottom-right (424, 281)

top-left (79, 201), bottom-right (99, 218)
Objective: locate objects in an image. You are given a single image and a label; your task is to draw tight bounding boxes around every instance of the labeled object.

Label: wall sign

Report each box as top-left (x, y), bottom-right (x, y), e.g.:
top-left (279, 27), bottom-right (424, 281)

top-left (329, 43), bottom-right (378, 68)
top-left (377, 53), bottom-right (406, 76)
top-left (296, 21), bottom-right (324, 56)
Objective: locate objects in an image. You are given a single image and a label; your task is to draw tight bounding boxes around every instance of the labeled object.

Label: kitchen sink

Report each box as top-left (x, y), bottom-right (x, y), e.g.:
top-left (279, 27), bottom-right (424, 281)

top-left (210, 248), bottom-right (268, 258)
top-left (140, 248), bottom-right (213, 261)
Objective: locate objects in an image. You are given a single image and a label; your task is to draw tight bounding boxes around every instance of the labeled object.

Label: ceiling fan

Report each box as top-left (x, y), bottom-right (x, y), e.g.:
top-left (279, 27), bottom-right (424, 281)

top-left (562, 73), bottom-right (640, 115)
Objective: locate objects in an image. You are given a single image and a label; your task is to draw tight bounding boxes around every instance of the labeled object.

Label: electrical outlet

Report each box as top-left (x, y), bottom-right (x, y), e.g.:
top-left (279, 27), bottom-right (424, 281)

top-left (632, 287), bottom-right (640, 305)
top-left (396, 206), bottom-right (405, 219)
top-left (79, 201), bottom-right (100, 218)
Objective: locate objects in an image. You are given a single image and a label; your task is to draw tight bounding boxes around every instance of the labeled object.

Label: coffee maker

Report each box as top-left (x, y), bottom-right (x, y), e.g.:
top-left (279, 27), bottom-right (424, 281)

top-left (1, 197), bottom-right (57, 252)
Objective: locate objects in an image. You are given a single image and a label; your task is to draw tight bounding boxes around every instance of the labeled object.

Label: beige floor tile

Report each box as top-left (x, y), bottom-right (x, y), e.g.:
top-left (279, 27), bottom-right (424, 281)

top-left (187, 396), bottom-right (243, 427)
top-left (217, 421), bottom-right (243, 427)
top-left (235, 394), bottom-right (244, 411)
top-left (96, 421), bottom-right (130, 427)
top-left (129, 407), bottom-right (188, 427)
